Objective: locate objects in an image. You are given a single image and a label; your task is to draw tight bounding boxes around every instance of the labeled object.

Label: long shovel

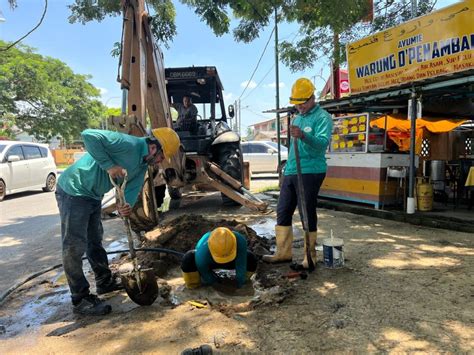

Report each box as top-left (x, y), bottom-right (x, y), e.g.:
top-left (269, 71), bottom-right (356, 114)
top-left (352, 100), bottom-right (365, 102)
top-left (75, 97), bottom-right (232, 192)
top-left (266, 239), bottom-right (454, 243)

top-left (109, 173), bottom-right (159, 306)
top-left (293, 137), bottom-right (315, 272)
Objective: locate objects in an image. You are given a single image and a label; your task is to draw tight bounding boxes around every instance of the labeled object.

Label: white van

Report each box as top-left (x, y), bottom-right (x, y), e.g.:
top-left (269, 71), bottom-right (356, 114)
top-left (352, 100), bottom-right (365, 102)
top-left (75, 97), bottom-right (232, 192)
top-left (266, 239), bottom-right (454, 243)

top-left (0, 141), bottom-right (57, 201)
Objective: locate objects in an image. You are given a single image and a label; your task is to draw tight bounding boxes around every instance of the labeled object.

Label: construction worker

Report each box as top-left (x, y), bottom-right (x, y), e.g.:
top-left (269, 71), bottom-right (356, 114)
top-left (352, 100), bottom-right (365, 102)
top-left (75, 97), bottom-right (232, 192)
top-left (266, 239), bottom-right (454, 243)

top-left (56, 128), bottom-right (180, 316)
top-left (172, 94), bottom-right (198, 133)
top-left (263, 78), bottom-right (333, 269)
top-left (181, 227), bottom-right (257, 289)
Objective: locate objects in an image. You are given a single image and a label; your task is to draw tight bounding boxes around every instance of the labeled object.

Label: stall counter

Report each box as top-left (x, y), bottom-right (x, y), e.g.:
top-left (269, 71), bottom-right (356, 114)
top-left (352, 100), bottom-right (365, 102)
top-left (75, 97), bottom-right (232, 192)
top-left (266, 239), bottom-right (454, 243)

top-left (320, 152), bottom-right (414, 209)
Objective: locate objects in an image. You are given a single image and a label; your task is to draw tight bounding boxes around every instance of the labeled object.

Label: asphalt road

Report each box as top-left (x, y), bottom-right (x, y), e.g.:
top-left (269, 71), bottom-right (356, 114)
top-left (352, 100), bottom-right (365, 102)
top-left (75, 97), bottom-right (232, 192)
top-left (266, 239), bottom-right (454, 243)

top-left (0, 190), bottom-right (62, 296)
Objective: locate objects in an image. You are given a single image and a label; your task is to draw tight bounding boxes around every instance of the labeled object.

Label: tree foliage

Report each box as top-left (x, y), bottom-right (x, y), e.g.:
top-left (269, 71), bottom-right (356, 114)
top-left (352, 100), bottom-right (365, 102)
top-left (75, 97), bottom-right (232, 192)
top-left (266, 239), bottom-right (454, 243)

top-left (0, 40), bottom-right (105, 142)
top-left (9, 0), bottom-right (435, 71)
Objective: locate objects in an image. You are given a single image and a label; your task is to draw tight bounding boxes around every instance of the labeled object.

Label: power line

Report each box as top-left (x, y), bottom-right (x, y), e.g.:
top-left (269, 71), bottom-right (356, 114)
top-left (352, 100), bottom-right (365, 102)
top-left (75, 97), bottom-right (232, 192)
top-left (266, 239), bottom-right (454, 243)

top-left (238, 25), bottom-right (275, 101)
top-left (0, 0), bottom-right (48, 52)
top-left (241, 65), bottom-right (274, 102)
top-left (241, 31), bottom-right (298, 102)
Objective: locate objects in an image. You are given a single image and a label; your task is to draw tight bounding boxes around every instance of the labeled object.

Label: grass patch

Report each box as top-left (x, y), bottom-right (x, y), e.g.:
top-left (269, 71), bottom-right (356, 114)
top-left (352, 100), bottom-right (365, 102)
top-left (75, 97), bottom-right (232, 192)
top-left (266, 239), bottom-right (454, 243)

top-left (256, 184), bottom-right (280, 193)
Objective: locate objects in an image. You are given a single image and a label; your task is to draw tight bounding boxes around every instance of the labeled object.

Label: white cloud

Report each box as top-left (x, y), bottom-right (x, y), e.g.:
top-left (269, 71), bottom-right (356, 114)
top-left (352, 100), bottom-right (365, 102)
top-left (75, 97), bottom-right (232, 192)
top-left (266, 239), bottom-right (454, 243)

top-left (223, 92), bottom-right (234, 102)
top-left (265, 82), bottom-right (285, 88)
top-left (240, 80), bottom-right (257, 89)
top-left (98, 87), bottom-right (108, 96)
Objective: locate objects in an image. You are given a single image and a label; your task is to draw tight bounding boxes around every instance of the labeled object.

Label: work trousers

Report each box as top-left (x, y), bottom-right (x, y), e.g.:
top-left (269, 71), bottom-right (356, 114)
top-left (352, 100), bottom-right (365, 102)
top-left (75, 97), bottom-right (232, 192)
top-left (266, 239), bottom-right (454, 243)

top-left (55, 186), bottom-right (112, 304)
top-left (277, 173), bottom-right (326, 232)
top-left (181, 250), bottom-right (258, 273)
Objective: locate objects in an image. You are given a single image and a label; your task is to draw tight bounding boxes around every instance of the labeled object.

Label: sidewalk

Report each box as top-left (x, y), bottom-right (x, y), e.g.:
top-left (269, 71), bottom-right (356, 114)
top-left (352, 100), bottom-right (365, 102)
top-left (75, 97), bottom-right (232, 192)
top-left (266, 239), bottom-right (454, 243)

top-left (264, 191), bottom-right (474, 234)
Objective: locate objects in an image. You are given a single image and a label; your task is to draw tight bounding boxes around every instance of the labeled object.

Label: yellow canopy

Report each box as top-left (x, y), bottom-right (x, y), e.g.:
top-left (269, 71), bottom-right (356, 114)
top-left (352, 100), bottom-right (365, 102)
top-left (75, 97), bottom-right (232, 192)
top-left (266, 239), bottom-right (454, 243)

top-left (370, 114), bottom-right (466, 133)
top-left (369, 114), bottom-right (467, 153)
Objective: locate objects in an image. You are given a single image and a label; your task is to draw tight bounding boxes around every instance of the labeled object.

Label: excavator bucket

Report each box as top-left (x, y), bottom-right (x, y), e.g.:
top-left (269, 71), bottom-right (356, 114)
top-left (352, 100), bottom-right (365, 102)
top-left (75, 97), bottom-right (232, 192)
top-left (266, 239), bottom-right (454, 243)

top-left (121, 268), bottom-right (159, 306)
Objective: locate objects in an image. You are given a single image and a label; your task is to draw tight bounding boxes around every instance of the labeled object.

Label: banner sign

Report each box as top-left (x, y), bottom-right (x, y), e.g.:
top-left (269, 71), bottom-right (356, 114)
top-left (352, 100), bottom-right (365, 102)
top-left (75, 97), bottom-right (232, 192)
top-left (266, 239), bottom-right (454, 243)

top-left (347, 0), bottom-right (474, 94)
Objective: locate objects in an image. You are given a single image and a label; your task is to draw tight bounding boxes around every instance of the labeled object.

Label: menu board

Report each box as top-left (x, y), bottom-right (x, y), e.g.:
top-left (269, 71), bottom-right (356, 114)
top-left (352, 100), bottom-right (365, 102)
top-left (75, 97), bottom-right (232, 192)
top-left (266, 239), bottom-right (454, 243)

top-left (330, 113), bottom-right (369, 153)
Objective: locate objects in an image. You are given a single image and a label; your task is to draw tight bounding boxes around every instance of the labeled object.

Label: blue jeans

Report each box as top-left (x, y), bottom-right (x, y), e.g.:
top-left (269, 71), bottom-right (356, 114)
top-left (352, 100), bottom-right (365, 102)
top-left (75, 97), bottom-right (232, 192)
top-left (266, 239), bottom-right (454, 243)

top-left (55, 186), bottom-right (111, 304)
top-left (277, 173), bottom-right (326, 232)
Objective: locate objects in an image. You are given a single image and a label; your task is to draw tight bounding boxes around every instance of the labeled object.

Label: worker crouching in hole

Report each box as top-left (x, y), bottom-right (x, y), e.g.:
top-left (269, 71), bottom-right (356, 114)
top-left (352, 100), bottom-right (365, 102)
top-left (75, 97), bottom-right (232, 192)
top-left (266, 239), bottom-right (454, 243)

top-left (56, 128), bottom-right (180, 316)
top-left (181, 227), bottom-right (258, 289)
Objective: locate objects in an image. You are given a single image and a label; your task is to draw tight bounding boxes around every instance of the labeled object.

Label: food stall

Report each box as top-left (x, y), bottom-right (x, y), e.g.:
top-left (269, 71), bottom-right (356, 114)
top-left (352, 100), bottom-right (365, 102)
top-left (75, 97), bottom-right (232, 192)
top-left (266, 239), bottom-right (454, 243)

top-left (320, 112), bottom-right (416, 209)
top-left (319, 0), bottom-right (474, 212)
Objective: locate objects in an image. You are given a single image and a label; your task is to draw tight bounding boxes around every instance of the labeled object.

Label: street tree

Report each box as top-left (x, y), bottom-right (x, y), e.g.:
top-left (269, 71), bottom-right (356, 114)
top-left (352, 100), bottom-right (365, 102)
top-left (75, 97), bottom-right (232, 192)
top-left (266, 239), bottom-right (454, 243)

top-left (5, 0), bottom-right (435, 71)
top-left (0, 40), bottom-right (105, 142)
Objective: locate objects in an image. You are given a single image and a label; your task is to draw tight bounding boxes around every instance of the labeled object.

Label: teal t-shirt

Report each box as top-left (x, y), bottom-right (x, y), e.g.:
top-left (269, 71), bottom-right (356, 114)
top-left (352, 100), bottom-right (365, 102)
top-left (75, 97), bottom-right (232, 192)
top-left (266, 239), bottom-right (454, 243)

top-left (195, 231), bottom-right (248, 288)
top-left (284, 105), bottom-right (333, 176)
top-left (58, 129), bottom-right (149, 207)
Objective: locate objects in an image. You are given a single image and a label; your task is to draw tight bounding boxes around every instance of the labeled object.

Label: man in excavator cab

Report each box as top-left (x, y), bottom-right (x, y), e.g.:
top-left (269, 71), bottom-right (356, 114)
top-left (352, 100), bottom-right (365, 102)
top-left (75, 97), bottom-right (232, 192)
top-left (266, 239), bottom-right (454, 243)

top-left (171, 94), bottom-right (198, 133)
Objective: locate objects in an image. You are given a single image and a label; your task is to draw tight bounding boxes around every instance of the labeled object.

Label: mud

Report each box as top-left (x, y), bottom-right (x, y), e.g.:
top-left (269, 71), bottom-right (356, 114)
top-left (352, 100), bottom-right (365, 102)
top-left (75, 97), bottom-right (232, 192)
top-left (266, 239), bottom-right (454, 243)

top-left (1, 200), bottom-right (473, 354)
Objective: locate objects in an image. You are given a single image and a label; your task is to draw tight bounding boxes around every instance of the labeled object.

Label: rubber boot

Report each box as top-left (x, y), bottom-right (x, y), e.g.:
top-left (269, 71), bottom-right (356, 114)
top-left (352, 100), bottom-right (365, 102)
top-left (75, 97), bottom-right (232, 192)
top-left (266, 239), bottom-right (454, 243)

top-left (262, 225), bottom-right (293, 263)
top-left (183, 271), bottom-right (201, 289)
top-left (302, 232), bottom-right (317, 268)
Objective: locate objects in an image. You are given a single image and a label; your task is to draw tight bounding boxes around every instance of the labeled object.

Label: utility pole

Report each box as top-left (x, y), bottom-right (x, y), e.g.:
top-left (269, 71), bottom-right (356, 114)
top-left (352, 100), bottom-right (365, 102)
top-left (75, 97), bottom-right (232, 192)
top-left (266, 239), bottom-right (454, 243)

top-left (407, 0), bottom-right (418, 214)
top-left (238, 99), bottom-right (242, 136)
top-left (274, 6), bottom-right (281, 167)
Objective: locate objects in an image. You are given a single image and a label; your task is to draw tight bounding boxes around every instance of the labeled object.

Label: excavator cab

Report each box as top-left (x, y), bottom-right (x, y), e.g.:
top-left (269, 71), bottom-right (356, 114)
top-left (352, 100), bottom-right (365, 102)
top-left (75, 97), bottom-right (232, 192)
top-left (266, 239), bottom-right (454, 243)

top-left (165, 66), bottom-right (236, 154)
top-left (165, 66), bottom-right (244, 205)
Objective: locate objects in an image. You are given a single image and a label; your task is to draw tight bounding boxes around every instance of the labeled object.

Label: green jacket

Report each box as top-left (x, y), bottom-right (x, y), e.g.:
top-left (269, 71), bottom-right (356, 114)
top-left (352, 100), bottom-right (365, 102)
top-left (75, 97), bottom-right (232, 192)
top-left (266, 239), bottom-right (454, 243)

top-left (284, 105), bottom-right (333, 176)
top-left (58, 129), bottom-right (149, 207)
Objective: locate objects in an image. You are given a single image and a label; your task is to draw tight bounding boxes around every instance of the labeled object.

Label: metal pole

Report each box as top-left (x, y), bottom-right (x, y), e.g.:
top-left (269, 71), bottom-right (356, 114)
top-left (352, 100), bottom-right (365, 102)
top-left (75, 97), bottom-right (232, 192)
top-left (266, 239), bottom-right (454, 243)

top-left (407, 92), bottom-right (417, 214)
top-left (275, 6), bottom-right (281, 166)
top-left (406, 0), bottom-right (418, 214)
top-left (238, 99), bottom-right (242, 136)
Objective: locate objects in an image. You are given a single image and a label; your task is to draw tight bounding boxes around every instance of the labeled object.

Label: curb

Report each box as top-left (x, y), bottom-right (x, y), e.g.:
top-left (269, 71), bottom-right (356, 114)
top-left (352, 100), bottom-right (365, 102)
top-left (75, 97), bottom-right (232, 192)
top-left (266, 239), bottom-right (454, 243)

top-left (263, 191), bottom-right (474, 234)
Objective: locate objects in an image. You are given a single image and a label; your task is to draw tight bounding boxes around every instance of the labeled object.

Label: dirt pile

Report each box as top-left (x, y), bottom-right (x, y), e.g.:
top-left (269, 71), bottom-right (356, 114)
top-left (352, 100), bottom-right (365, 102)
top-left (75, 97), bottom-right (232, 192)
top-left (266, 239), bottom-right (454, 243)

top-left (138, 214), bottom-right (272, 265)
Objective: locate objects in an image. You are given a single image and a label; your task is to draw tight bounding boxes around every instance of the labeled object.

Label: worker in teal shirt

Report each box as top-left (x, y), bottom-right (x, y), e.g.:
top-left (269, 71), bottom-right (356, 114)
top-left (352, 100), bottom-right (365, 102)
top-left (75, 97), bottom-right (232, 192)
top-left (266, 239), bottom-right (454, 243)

top-left (56, 128), bottom-right (180, 316)
top-left (181, 227), bottom-right (258, 289)
top-left (263, 77), bottom-right (333, 270)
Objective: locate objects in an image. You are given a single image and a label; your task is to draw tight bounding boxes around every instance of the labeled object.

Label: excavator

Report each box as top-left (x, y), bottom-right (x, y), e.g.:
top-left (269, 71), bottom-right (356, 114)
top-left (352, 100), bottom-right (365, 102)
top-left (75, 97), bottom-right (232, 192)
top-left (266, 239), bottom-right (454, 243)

top-left (108, 0), bottom-right (268, 233)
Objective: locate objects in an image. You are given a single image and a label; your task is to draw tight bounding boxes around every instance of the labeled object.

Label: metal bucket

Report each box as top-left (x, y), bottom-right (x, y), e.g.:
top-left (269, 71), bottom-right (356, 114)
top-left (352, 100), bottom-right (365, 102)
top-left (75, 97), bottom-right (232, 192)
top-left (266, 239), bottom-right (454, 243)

top-left (323, 238), bottom-right (345, 268)
top-left (429, 160), bottom-right (446, 182)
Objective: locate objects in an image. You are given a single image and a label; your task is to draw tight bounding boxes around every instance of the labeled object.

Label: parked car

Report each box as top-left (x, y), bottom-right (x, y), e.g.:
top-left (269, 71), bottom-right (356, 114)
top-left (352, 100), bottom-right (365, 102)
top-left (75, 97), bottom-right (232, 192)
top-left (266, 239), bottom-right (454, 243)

top-left (0, 141), bottom-right (57, 201)
top-left (241, 140), bottom-right (288, 174)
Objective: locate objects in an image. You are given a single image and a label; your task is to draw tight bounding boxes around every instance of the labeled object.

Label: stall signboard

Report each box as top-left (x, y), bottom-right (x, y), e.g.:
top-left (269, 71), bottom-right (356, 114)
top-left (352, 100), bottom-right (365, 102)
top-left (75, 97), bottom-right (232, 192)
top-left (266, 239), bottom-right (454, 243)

top-left (347, 0), bottom-right (474, 94)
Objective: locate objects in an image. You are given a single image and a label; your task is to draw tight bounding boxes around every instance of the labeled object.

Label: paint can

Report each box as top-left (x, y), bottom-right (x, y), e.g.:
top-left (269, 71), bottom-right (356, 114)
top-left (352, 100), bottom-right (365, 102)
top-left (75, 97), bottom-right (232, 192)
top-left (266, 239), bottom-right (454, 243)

top-left (323, 238), bottom-right (344, 268)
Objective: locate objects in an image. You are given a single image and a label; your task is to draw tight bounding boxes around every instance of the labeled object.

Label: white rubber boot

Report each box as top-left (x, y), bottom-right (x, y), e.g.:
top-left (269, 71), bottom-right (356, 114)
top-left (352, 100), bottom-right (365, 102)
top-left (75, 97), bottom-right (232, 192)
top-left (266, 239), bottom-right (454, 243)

top-left (302, 231), bottom-right (317, 268)
top-left (262, 225), bottom-right (293, 263)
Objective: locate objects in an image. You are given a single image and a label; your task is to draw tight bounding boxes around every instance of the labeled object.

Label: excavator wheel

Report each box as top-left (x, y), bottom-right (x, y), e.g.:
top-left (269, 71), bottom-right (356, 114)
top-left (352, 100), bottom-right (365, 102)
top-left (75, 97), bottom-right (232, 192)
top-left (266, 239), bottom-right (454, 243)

top-left (214, 142), bottom-right (243, 207)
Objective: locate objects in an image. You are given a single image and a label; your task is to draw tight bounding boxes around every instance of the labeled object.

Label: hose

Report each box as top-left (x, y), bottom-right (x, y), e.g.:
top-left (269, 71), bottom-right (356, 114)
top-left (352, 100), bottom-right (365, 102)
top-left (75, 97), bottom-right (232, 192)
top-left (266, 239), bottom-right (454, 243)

top-left (0, 247), bottom-right (184, 307)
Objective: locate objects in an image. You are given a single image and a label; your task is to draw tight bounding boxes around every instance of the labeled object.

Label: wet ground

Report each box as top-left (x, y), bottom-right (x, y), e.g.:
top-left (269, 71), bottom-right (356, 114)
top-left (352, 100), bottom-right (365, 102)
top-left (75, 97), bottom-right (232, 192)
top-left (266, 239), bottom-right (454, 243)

top-left (1, 192), bottom-right (473, 353)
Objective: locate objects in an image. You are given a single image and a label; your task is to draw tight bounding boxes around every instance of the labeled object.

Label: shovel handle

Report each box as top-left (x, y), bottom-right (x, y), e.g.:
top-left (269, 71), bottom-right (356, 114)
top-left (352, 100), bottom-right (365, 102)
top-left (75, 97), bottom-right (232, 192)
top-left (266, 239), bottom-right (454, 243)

top-left (293, 137), bottom-right (315, 272)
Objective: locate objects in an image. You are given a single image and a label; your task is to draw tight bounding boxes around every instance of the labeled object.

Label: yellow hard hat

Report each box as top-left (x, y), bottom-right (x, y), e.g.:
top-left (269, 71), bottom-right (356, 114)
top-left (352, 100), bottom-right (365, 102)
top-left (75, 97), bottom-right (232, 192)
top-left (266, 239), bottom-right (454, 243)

top-left (208, 227), bottom-right (237, 264)
top-left (289, 78), bottom-right (315, 104)
top-left (151, 127), bottom-right (180, 159)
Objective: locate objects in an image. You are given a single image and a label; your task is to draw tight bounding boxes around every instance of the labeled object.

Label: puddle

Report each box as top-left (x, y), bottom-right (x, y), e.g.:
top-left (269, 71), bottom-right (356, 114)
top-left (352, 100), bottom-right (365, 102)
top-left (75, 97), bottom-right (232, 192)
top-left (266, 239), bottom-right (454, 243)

top-left (0, 287), bottom-right (69, 337)
top-left (248, 219), bottom-right (275, 240)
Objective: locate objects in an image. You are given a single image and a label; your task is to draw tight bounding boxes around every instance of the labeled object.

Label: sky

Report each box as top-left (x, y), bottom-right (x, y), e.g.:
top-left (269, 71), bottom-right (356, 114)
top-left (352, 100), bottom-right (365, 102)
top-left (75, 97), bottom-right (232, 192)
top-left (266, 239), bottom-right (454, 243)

top-left (0, 0), bottom-right (459, 133)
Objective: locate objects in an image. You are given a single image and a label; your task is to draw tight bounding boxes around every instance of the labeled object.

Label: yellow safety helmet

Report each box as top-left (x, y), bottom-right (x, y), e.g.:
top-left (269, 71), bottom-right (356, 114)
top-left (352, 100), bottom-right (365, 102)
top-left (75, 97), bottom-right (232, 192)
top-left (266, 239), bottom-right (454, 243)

top-left (151, 127), bottom-right (180, 159)
top-left (289, 77), bottom-right (315, 104)
top-left (208, 227), bottom-right (237, 264)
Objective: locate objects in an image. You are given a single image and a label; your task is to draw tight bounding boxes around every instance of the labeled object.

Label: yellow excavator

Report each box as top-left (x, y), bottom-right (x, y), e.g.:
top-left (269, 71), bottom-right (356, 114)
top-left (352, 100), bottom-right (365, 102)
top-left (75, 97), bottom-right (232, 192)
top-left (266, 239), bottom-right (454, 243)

top-left (107, 0), bottom-right (268, 232)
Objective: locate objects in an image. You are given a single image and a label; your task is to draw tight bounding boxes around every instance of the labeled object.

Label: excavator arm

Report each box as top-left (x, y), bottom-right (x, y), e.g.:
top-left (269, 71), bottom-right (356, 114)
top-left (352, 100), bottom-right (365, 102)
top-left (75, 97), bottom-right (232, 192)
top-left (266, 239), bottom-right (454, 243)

top-left (106, 0), bottom-right (268, 231)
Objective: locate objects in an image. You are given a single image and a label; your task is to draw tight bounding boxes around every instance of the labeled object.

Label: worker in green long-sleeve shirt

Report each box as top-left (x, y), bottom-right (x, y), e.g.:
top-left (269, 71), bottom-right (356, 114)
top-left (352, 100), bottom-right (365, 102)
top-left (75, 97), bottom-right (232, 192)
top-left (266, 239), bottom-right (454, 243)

top-left (263, 77), bottom-right (333, 270)
top-left (181, 227), bottom-right (258, 289)
top-left (56, 128), bottom-right (180, 316)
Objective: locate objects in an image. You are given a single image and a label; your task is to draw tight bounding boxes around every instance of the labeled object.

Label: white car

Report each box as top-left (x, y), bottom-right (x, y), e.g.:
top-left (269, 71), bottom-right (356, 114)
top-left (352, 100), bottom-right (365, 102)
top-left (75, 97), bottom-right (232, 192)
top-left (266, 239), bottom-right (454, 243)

top-left (241, 141), bottom-right (288, 174)
top-left (0, 141), bottom-right (57, 201)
